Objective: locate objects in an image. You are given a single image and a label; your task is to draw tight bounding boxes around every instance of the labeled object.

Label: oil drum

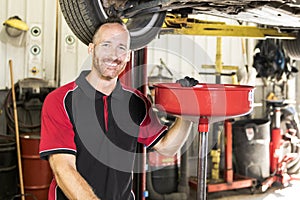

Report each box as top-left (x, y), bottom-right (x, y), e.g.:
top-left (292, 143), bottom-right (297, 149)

top-left (20, 133), bottom-right (52, 200)
top-left (232, 118), bottom-right (270, 182)
top-left (148, 151), bottom-right (179, 194)
top-left (0, 135), bottom-right (18, 200)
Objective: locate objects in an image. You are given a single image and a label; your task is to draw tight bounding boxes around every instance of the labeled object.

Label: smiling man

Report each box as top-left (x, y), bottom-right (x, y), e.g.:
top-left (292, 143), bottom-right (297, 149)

top-left (39, 16), bottom-right (193, 200)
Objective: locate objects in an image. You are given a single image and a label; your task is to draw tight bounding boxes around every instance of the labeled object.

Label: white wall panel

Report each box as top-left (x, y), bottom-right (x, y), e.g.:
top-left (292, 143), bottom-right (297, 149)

top-left (0, 0), bottom-right (56, 89)
top-left (147, 35), bottom-right (245, 84)
top-left (57, 4), bottom-right (89, 86)
top-left (25, 0), bottom-right (56, 80)
top-left (0, 0), bottom-right (27, 89)
top-left (147, 14), bottom-right (261, 85)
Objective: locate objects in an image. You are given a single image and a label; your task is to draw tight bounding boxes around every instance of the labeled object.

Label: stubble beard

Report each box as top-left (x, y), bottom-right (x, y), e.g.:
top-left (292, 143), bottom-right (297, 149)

top-left (96, 62), bottom-right (126, 81)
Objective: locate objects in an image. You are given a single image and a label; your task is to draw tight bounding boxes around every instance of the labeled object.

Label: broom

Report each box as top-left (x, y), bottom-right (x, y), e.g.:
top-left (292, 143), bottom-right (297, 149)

top-left (9, 59), bottom-right (25, 200)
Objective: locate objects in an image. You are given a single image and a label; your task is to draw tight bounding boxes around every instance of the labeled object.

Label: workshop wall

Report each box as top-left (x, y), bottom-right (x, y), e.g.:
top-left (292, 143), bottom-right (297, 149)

top-left (0, 0), bottom-right (56, 89)
top-left (57, 11), bottom-right (89, 85)
top-left (0, 1), bottom-right (256, 88)
top-left (147, 35), bottom-right (250, 84)
top-left (2, 1), bottom-right (295, 113)
top-left (147, 14), bottom-right (256, 85)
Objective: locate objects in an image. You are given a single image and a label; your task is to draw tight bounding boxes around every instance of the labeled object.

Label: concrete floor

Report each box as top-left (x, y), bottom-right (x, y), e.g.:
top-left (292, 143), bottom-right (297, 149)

top-left (188, 176), bottom-right (300, 200)
top-left (209, 179), bottom-right (300, 200)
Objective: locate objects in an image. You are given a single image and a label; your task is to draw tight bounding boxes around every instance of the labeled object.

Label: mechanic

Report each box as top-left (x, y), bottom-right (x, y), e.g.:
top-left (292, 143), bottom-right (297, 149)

top-left (39, 16), bottom-right (194, 200)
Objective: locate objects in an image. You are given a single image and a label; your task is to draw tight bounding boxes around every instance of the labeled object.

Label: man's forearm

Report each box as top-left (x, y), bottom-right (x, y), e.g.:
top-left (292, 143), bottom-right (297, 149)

top-left (153, 117), bottom-right (193, 156)
top-left (49, 154), bottom-right (100, 200)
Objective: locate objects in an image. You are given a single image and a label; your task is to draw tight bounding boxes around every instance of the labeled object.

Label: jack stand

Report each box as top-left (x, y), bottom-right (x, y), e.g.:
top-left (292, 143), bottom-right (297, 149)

top-left (261, 127), bottom-right (300, 192)
top-left (261, 154), bottom-right (300, 192)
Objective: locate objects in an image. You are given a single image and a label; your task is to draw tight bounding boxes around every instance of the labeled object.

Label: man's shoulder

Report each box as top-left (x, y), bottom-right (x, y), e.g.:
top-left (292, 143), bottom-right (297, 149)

top-left (120, 84), bottom-right (143, 97)
top-left (44, 81), bottom-right (77, 105)
top-left (121, 85), bottom-right (149, 102)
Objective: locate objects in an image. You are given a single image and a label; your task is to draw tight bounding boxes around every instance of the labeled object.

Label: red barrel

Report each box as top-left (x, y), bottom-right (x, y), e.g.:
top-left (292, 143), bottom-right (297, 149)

top-left (20, 133), bottom-right (52, 200)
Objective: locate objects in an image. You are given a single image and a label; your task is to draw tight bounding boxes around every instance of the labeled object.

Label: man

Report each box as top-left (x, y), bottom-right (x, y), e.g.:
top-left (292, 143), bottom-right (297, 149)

top-left (39, 16), bottom-right (193, 200)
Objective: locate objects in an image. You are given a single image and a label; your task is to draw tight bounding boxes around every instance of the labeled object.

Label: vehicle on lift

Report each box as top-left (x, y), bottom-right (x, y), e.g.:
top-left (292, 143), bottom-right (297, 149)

top-left (59, 0), bottom-right (300, 54)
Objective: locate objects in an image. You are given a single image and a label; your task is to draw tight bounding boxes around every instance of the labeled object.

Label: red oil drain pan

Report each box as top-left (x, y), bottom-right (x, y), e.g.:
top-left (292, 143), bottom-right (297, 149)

top-left (154, 82), bottom-right (255, 200)
top-left (154, 83), bottom-right (254, 117)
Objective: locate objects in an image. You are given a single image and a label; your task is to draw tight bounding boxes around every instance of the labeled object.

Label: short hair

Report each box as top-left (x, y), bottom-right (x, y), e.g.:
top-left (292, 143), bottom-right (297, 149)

top-left (92, 15), bottom-right (126, 42)
top-left (104, 15), bottom-right (124, 26)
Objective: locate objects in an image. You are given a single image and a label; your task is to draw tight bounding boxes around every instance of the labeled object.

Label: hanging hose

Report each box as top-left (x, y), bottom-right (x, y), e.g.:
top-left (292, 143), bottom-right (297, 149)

top-left (4, 78), bottom-right (54, 135)
top-left (4, 90), bottom-right (41, 134)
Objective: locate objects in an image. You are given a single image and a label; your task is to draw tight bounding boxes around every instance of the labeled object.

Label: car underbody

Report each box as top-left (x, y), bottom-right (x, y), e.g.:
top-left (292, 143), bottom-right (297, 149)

top-left (102, 0), bottom-right (300, 29)
top-left (60, 0), bottom-right (300, 52)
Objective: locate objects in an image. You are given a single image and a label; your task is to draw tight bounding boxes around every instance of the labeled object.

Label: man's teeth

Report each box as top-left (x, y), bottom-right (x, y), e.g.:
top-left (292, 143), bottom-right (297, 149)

top-left (106, 62), bottom-right (117, 67)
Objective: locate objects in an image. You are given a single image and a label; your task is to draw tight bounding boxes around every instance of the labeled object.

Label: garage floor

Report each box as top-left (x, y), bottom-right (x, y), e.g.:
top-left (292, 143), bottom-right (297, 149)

top-left (189, 176), bottom-right (300, 200)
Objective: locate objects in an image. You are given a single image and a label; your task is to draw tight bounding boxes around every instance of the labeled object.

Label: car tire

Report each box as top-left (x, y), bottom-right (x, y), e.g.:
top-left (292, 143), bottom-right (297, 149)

top-left (59, 0), bottom-right (166, 50)
top-left (282, 32), bottom-right (300, 60)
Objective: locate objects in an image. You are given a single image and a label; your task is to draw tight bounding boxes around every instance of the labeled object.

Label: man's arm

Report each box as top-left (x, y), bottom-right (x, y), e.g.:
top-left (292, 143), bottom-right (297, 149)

top-left (49, 154), bottom-right (100, 200)
top-left (152, 117), bottom-right (193, 156)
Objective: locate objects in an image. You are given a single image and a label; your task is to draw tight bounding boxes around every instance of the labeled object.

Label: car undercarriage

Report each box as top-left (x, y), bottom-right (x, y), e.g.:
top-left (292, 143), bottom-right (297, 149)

top-left (60, 0), bottom-right (300, 52)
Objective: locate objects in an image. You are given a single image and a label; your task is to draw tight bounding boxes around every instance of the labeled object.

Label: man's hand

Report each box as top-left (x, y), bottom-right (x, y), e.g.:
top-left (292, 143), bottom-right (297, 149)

top-left (49, 154), bottom-right (100, 200)
top-left (176, 76), bottom-right (199, 87)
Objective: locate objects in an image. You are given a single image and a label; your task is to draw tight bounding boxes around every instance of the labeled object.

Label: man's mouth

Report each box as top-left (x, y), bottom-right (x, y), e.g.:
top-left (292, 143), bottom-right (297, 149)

top-left (105, 61), bottom-right (118, 68)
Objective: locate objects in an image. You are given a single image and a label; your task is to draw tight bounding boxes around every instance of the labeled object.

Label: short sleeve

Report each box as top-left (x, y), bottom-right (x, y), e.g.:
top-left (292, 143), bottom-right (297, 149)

top-left (39, 91), bottom-right (76, 160)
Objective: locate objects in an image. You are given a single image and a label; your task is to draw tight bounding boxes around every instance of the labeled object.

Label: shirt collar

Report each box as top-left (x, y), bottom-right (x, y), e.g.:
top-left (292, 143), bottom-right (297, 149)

top-left (76, 70), bottom-right (125, 100)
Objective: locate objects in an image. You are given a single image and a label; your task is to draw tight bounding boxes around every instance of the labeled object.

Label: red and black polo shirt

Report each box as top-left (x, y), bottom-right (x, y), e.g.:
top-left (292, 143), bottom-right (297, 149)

top-left (39, 70), bottom-right (167, 200)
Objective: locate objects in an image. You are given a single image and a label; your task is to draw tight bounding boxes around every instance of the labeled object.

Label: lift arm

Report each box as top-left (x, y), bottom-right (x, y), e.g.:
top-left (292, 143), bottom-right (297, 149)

top-left (161, 15), bottom-right (297, 39)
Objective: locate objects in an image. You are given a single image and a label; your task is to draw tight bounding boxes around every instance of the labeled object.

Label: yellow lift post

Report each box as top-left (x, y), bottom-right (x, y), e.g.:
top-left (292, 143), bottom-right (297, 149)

top-left (201, 37), bottom-right (239, 84)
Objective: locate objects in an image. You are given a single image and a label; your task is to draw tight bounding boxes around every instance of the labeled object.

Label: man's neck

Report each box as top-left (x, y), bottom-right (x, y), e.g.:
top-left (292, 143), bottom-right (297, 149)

top-left (86, 71), bottom-right (117, 96)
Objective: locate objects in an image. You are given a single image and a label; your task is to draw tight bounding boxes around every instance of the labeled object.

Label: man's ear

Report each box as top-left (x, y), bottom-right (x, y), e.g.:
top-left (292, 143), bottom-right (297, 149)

top-left (125, 50), bottom-right (132, 62)
top-left (88, 43), bottom-right (94, 54)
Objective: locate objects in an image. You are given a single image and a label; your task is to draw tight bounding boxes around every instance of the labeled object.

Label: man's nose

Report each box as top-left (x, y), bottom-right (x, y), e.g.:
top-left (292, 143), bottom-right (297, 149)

top-left (108, 47), bottom-right (119, 59)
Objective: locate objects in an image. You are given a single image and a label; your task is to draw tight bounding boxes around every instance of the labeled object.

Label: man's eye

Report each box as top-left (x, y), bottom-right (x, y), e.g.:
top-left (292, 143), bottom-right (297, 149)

top-left (118, 46), bottom-right (127, 52)
top-left (100, 43), bottom-right (110, 47)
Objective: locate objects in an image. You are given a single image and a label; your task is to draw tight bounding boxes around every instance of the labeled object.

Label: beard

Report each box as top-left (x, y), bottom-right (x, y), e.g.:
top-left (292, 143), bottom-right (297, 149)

top-left (93, 57), bottom-right (126, 80)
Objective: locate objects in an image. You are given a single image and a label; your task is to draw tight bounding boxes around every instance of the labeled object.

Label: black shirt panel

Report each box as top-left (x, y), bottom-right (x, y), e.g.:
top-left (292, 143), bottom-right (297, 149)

top-left (61, 73), bottom-right (146, 200)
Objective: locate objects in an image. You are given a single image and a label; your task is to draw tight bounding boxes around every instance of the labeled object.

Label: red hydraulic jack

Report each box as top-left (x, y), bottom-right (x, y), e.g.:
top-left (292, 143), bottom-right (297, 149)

top-left (189, 120), bottom-right (257, 195)
top-left (261, 106), bottom-right (300, 192)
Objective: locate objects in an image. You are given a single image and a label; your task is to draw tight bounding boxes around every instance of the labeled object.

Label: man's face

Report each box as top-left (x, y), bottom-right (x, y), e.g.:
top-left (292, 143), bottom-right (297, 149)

top-left (91, 23), bottom-right (131, 79)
